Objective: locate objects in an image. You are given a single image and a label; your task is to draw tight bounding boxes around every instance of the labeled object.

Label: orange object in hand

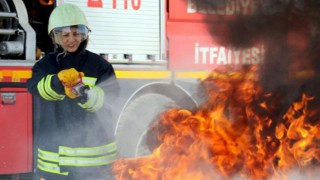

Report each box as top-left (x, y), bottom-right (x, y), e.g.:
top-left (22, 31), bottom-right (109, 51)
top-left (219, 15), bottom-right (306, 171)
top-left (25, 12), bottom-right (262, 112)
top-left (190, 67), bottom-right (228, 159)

top-left (57, 68), bottom-right (84, 86)
top-left (58, 68), bottom-right (85, 99)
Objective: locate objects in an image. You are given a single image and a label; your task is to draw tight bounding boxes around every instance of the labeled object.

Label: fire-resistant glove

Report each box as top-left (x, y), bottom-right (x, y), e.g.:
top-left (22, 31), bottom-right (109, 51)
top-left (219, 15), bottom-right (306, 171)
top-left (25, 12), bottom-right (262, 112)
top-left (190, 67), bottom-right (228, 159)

top-left (78, 86), bottom-right (105, 112)
top-left (57, 68), bottom-right (85, 99)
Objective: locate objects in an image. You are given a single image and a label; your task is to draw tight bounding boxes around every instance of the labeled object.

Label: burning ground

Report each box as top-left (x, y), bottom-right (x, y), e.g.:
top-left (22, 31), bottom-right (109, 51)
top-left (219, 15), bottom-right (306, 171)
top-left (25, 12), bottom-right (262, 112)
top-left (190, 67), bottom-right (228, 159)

top-left (112, 66), bottom-right (320, 179)
top-left (112, 0), bottom-right (320, 179)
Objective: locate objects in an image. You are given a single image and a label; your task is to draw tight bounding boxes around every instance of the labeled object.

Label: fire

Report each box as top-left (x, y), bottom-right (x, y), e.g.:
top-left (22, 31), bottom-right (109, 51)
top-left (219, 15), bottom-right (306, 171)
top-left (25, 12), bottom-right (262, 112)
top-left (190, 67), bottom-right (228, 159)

top-left (112, 66), bottom-right (320, 180)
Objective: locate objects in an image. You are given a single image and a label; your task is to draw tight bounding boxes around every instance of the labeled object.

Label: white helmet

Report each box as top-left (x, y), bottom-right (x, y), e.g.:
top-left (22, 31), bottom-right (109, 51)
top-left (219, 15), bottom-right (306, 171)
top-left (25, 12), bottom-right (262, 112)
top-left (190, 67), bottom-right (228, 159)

top-left (48, 4), bottom-right (90, 45)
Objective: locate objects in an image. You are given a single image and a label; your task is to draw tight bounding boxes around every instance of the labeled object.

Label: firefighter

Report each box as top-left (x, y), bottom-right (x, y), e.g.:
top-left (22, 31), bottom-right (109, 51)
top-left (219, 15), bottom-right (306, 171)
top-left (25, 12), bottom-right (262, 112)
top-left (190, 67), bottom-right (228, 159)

top-left (27, 3), bottom-right (119, 180)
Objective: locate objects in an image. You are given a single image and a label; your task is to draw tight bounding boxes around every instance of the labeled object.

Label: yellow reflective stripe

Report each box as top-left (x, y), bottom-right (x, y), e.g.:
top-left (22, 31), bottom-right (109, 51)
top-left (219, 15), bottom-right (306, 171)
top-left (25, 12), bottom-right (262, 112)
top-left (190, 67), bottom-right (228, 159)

top-left (38, 148), bottom-right (59, 163)
top-left (37, 159), bottom-right (69, 176)
top-left (37, 77), bottom-right (55, 101)
top-left (59, 142), bottom-right (117, 156)
top-left (78, 86), bottom-right (104, 112)
top-left (82, 77), bottom-right (96, 86)
top-left (45, 75), bottom-right (65, 100)
top-left (77, 102), bottom-right (86, 109)
top-left (37, 75), bottom-right (65, 101)
top-left (59, 153), bottom-right (117, 166)
top-left (88, 87), bottom-right (104, 112)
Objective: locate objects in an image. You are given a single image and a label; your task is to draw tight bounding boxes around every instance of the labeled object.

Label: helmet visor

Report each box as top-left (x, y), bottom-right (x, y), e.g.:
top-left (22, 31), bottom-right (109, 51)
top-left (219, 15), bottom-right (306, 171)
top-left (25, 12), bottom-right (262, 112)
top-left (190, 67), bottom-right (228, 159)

top-left (52, 25), bottom-right (90, 45)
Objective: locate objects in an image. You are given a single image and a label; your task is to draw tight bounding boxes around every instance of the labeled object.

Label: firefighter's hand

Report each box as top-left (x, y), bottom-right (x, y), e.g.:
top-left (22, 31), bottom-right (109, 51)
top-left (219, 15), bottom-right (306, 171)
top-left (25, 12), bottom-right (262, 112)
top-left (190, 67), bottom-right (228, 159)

top-left (64, 84), bottom-right (89, 99)
top-left (58, 68), bottom-right (85, 99)
top-left (64, 87), bottom-right (78, 99)
top-left (78, 86), bottom-right (104, 111)
top-left (57, 68), bottom-right (84, 86)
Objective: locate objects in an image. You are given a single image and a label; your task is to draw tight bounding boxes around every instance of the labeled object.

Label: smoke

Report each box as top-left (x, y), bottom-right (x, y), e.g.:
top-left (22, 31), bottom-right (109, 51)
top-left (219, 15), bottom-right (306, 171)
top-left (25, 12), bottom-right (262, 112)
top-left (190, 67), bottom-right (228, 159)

top-left (189, 0), bottom-right (320, 93)
top-left (111, 1), bottom-right (320, 179)
top-left (180, 0), bottom-right (320, 178)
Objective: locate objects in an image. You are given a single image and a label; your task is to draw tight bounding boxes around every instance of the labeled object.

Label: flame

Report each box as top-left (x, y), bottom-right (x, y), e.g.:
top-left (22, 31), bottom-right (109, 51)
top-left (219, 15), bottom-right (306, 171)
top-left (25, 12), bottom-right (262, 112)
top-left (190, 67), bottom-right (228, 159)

top-left (112, 66), bottom-right (320, 180)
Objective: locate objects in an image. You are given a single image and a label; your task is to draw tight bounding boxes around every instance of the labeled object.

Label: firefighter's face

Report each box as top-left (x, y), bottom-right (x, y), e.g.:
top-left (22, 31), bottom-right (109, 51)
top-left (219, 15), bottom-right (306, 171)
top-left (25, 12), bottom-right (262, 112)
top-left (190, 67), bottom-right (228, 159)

top-left (53, 25), bottom-right (89, 53)
top-left (59, 27), bottom-right (82, 52)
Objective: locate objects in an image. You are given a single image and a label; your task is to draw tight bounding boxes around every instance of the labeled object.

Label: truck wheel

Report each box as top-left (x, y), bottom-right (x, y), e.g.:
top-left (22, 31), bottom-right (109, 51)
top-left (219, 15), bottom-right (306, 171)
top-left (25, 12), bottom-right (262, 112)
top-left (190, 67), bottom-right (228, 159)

top-left (116, 93), bottom-right (176, 158)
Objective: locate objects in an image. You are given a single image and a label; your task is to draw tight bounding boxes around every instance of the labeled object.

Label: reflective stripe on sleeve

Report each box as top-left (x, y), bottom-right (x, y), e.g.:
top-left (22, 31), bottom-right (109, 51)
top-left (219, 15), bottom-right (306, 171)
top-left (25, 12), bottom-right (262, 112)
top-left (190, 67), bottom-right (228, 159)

top-left (37, 78), bottom-right (55, 100)
top-left (45, 75), bottom-right (65, 100)
top-left (82, 77), bottom-right (96, 86)
top-left (78, 86), bottom-right (104, 112)
top-left (37, 75), bottom-right (65, 101)
top-left (87, 86), bottom-right (104, 112)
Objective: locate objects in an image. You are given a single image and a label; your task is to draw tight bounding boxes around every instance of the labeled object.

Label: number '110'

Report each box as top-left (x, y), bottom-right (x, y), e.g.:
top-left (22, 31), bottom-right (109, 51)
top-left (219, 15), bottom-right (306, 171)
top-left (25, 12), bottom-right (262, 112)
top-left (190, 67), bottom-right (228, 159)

top-left (113, 0), bottom-right (141, 10)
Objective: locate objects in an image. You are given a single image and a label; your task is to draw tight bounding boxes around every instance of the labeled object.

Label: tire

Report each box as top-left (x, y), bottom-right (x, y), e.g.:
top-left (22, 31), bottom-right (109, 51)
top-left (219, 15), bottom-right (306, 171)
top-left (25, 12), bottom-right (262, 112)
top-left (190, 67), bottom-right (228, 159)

top-left (116, 93), bottom-right (176, 158)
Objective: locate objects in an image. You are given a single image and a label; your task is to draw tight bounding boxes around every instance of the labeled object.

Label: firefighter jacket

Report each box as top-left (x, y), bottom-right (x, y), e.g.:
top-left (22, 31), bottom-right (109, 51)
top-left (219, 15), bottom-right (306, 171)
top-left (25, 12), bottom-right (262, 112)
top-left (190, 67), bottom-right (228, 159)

top-left (26, 49), bottom-right (120, 179)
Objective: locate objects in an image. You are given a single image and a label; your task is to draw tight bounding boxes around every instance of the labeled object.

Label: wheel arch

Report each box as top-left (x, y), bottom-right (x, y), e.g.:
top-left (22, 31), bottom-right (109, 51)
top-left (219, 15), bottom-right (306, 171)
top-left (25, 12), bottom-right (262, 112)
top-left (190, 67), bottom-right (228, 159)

top-left (115, 81), bottom-right (198, 136)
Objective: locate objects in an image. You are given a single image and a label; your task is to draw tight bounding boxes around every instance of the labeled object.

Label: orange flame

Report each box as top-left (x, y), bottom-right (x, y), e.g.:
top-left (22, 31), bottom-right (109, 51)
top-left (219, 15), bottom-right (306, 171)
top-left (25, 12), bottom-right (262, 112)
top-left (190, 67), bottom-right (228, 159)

top-left (113, 66), bottom-right (320, 180)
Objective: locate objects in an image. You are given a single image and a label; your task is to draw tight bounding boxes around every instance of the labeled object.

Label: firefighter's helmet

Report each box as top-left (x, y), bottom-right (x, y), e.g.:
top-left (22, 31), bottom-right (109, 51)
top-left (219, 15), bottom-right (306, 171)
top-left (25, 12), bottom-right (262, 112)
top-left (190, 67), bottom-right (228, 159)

top-left (48, 3), bottom-right (89, 34)
top-left (48, 3), bottom-right (90, 47)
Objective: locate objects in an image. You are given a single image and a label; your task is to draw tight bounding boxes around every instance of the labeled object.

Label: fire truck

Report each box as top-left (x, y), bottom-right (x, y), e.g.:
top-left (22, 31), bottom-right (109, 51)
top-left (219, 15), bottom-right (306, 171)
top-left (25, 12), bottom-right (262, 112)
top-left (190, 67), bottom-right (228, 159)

top-left (0, 0), bottom-right (266, 178)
